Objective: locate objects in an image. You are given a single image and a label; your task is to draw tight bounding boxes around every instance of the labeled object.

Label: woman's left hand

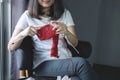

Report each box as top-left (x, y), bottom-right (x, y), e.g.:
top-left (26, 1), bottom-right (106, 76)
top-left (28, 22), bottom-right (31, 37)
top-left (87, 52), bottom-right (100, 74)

top-left (52, 22), bottom-right (68, 34)
top-left (52, 22), bottom-right (78, 46)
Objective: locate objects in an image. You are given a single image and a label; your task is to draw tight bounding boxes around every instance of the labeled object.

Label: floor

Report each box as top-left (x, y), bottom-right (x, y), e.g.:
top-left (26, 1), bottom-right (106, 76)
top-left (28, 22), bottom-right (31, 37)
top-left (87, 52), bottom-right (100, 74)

top-left (93, 64), bottom-right (120, 80)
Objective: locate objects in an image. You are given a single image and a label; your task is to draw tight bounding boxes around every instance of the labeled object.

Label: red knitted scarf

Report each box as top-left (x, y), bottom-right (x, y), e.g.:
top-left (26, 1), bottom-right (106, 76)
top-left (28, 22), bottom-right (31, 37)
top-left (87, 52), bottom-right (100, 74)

top-left (37, 24), bottom-right (59, 58)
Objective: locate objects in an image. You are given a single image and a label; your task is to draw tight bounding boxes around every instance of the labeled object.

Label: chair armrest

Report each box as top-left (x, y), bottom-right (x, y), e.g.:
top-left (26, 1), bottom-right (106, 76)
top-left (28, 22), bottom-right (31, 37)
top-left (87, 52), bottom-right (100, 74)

top-left (67, 40), bottom-right (92, 58)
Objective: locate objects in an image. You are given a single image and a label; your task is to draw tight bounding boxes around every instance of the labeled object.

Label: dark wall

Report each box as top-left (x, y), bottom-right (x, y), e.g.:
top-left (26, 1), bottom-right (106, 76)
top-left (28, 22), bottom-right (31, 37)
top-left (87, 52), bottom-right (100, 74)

top-left (63, 0), bottom-right (99, 41)
top-left (94, 0), bottom-right (120, 67)
top-left (63, 0), bottom-right (101, 64)
top-left (63, 0), bottom-right (120, 67)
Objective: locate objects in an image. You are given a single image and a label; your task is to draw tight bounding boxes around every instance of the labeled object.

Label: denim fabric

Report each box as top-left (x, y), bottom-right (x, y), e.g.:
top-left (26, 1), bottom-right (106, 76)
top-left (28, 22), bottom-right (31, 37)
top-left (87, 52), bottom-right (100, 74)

top-left (11, 52), bottom-right (19, 80)
top-left (34, 57), bottom-right (98, 80)
top-left (11, 49), bottom-right (24, 80)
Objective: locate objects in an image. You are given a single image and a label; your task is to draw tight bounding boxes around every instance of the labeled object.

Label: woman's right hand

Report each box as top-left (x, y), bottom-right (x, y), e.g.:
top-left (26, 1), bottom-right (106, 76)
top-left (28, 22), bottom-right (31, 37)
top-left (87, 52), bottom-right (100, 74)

top-left (8, 25), bottom-right (39, 51)
top-left (22, 25), bottom-right (38, 37)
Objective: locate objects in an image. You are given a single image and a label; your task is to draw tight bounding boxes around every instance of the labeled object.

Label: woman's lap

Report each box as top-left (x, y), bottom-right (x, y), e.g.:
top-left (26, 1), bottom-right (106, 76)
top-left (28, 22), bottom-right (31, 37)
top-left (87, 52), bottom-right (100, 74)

top-left (34, 57), bottom-right (98, 80)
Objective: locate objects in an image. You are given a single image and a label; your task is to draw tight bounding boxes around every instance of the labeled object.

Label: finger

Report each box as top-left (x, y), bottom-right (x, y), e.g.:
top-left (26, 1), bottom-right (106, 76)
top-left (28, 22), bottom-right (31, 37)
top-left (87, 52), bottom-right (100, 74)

top-left (32, 26), bottom-right (38, 31)
top-left (29, 25), bottom-right (35, 29)
top-left (29, 34), bottom-right (35, 36)
top-left (36, 27), bottom-right (41, 30)
top-left (52, 21), bottom-right (59, 25)
top-left (52, 22), bottom-right (59, 30)
top-left (56, 31), bottom-right (63, 34)
top-left (53, 25), bottom-right (59, 30)
top-left (32, 29), bottom-right (37, 34)
top-left (31, 26), bottom-right (37, 30)
top-left (29, 31), bottom-right (36, 36)
top-left (29, 27), bottom-right (37, 34)
top-left (56, 28), bottom-right (61, 32)
top-left (35, 26), bottom-right (42, 30)
top-left (33, 27), bottom-right (39, 30)
top-left (53, 27), bottom-right (57, 30)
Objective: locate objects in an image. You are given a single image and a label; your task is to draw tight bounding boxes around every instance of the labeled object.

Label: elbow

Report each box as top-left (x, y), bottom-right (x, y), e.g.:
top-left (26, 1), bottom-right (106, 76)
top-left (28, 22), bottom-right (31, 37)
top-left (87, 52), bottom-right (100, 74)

top-left (8, 46), bottom-right (14, 52)
top-left (7, 44), bottom-right (16, 52)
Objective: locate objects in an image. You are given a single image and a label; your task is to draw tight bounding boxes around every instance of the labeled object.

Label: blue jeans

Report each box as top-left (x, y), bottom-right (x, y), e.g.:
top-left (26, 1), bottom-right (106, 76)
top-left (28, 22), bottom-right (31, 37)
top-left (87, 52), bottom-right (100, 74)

top-left (34, 57), bottom-right (98, 80)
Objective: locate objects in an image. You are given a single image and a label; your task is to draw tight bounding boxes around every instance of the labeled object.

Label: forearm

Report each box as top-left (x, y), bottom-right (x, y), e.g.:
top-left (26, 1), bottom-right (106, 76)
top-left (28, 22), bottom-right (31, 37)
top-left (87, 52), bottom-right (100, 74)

top-left (64, 30), bottom-right (78, 47)
top-left (8, 31), bottom-right (26, 51)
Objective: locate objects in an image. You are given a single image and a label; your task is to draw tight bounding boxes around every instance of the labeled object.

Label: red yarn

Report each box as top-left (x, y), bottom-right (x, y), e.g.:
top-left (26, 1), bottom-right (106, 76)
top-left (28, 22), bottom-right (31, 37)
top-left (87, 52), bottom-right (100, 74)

top-left (37, 24), bottom-right (59, 58)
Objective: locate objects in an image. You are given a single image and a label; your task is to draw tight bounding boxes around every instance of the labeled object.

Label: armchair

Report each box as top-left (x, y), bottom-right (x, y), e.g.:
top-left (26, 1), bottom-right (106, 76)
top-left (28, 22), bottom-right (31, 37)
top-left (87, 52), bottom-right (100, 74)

top-left (10, 36), bottom-right (92, 80)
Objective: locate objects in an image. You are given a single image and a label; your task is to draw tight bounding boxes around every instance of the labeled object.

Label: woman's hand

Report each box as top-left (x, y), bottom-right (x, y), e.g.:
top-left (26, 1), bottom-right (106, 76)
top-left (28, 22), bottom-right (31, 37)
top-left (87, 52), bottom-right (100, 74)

top-left (52, 22), bottom-right (69, 35)
top-left (8, 25), bottom-right (41, 51)
top-left (52, 22), bottom-right (78, 46)
top-left (21, 25), bottom-right (38, 37)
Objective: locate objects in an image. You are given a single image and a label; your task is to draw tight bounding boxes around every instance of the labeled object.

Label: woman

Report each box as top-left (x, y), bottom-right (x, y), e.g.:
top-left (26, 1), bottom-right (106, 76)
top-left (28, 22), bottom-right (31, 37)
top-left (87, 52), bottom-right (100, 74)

top-left (8, 0), bottom-right (98, 80)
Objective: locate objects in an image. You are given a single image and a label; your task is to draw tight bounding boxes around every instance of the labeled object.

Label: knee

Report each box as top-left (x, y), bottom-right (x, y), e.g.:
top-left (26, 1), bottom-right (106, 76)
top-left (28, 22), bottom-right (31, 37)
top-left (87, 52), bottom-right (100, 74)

top-left (15, 49), bottom-right (24, 55)
top-left (74, 57), bottom-right (87, 65)
top-left (73, 57), bottom-right (89, 70)
top-left (15, 49), bottom-right (24, 69)
top-left (15, 49), bottom-right (24, 61)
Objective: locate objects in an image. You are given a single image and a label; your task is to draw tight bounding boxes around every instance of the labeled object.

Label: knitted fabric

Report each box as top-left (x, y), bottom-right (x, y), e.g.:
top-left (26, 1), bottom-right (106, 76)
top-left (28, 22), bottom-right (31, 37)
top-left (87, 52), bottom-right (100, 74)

top-left (37, 24), bottom-right (59, 58)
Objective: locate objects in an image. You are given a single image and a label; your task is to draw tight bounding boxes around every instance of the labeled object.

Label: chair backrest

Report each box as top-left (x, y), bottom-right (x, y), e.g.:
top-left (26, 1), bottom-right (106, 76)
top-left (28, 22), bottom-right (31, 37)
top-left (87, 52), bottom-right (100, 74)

top-left (64, 38), bottom-right (92, 58)
top-left (19, 36), bottom-right (34, 76)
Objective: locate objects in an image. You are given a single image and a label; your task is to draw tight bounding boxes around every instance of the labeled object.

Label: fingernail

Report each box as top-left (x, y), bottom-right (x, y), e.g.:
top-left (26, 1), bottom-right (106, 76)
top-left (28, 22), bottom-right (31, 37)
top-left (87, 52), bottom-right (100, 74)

top-left (52, 27), bottom-right (55, 30)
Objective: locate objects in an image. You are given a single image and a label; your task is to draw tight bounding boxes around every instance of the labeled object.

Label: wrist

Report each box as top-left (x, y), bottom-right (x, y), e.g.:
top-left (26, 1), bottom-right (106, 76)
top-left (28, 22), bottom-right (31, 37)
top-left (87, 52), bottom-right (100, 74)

top-left (64, 29), bottom-right (70, 36)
